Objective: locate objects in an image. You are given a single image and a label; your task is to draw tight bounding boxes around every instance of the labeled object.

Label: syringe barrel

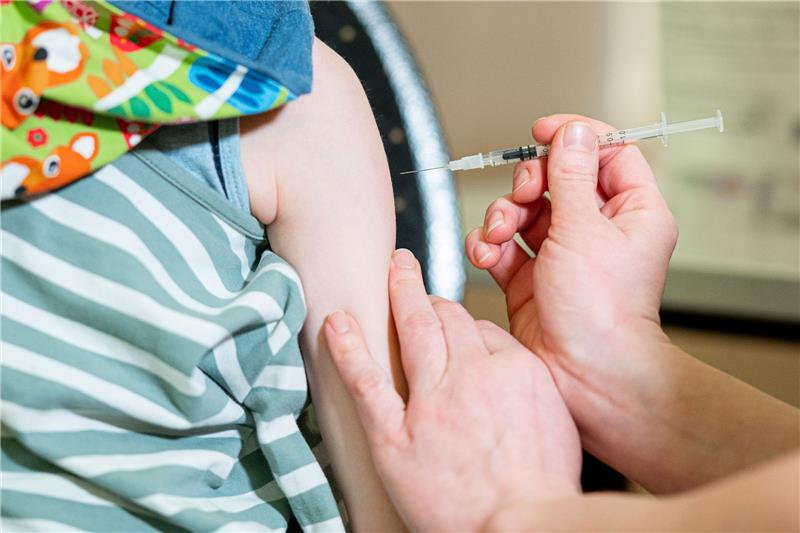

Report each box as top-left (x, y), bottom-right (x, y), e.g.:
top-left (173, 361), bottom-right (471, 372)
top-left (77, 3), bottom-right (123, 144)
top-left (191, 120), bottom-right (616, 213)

top-left (664, 115), bottom-right (723, 136)
top-left (598, 124), bottom-right (661, 147)
top-left (598, 111), bottom-right (724, 147)
top-left (484, 149), bottom-right (518, 167)
top-left (484, 145), bottom-right (548, 166)
top-left (456, 110), bottom-right (723, 171)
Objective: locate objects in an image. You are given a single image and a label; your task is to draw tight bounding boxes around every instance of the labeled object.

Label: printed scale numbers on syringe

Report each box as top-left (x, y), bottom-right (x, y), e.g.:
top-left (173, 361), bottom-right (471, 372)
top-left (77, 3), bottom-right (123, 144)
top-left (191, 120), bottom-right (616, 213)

top-left (401, 110), bottom-right (724, 174)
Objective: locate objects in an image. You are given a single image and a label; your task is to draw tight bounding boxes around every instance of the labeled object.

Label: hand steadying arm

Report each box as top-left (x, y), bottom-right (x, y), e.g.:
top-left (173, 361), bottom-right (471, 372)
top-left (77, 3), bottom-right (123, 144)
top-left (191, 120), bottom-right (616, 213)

top-left (324, 249), bottom-right (582, 532)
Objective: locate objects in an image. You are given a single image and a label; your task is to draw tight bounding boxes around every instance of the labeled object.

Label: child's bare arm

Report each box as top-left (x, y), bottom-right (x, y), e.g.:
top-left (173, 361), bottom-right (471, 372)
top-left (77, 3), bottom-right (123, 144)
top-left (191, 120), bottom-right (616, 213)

top-left (241, 39), bottom-right (406, 530)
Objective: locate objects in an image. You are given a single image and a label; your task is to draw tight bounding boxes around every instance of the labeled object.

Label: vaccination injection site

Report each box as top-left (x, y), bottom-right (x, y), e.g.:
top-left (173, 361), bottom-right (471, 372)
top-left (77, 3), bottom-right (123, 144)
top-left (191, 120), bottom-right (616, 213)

top-left (1, 1), bottom-right (798, 532)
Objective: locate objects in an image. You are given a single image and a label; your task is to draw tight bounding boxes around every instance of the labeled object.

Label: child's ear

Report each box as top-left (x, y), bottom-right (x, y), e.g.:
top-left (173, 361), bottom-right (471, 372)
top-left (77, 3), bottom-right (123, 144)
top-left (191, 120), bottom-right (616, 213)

top-left (69, 133), bottom-right (99, 161)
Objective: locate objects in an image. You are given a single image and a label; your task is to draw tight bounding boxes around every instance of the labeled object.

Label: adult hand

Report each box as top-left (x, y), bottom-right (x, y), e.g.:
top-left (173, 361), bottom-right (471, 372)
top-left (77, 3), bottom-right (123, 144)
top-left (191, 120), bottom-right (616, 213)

top-left (324, 249), bottom-right (581, 532)
top-left (465, 117), bottom-right (677, 410)
top-left (465, 117), bottom-right (800, 496)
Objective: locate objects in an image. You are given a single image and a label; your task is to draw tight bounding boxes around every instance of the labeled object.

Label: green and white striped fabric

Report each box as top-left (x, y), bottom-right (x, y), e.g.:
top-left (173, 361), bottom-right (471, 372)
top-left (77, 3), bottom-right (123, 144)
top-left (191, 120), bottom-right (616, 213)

top-left (0, 145), bottom-right (344, 532)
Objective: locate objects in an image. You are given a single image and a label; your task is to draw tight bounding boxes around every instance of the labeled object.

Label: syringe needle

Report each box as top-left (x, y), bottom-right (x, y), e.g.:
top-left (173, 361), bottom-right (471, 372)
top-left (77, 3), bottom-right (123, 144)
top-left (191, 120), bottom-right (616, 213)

top-left (399, 165), bottom-right (447, 175)
top-left (400, 110), bottom-right (723, 177)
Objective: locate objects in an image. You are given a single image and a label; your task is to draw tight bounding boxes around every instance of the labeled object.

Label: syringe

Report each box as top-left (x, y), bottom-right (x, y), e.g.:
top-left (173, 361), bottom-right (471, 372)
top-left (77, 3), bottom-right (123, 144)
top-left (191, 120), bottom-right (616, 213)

top-left (401, 110), bottom-right (724, 174)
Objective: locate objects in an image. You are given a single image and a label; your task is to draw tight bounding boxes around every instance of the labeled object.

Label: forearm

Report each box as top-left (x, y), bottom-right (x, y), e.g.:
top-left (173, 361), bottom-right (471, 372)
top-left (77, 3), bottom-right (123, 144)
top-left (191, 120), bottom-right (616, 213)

top-left (487, 451), bottom-right (799, 532)
top-left (559, 325), bottom-right (800, 493)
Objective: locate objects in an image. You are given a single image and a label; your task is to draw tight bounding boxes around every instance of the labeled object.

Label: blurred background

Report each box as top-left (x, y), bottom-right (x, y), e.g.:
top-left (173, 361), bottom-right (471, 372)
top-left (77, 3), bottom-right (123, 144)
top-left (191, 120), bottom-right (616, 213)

top-left (384, 1), bottom-right (799, 407)
top-left (313, 1), bottom-right (798, 408)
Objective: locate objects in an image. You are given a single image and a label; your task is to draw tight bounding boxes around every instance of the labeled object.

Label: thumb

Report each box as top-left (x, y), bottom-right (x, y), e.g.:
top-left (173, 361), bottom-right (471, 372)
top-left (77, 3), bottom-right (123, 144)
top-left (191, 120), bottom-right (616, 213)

top-left (546, 121), bottom-right (600, 223)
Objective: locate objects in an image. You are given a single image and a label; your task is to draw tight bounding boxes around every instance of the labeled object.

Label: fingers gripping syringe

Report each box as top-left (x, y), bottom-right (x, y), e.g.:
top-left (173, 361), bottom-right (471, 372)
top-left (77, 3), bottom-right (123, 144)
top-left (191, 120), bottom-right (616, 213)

top-left (401, 110), bottom-right (724, 174)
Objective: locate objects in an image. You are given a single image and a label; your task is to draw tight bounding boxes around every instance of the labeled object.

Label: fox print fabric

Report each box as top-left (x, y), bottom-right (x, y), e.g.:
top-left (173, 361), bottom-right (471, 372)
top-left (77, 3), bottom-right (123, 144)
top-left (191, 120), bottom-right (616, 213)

top-left (1, 0), bottom-right (297, 200)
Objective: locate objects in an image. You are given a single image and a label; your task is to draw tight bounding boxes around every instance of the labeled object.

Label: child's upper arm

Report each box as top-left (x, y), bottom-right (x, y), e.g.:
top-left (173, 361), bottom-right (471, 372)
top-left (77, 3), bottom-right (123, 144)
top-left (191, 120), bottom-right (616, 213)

top-left (240, 39), bottom-right (406, 530)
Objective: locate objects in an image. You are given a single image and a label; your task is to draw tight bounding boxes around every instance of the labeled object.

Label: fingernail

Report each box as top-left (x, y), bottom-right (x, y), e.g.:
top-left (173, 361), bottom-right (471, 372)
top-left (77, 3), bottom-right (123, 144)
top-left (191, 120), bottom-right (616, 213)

top-left (473, 242), bottom-right (492, 265)
top-left (562, 121), bottom-right (597, 152)
top-left (513, 166), bottom-right (530, 193)
top-left (392, 248), bottom-right (416, 269)
top-left (486, 210), bottom-right (504, 233)
top-left (328, 310), bottom-right (350, 333)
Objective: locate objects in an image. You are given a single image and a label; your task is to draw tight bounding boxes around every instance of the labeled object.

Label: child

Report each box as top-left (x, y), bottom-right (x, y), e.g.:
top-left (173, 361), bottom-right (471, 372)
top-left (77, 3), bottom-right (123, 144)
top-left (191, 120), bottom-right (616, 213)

top-left (1, 1), bottom-right (403, 530)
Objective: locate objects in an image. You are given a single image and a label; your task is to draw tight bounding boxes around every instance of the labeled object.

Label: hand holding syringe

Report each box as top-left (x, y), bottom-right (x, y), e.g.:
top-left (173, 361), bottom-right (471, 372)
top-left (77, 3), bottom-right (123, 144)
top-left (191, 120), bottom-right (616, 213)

top-left (402, 110), bottom-right (724, 174)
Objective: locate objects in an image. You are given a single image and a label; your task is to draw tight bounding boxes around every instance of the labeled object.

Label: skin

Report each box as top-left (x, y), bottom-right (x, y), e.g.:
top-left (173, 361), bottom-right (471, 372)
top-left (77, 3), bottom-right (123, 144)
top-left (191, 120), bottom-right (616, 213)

top-left (324, 116), bottom-right (799, 531)
top-left (465, 116), bottom-right (800, 493)
top-left (240, 39), bottom-right (405, 530)
top-left (676, 452), bottom-right (799, 532)
top-left (488, 451), bottom-right (799, 532)
top-left (324, 249), bottom-right (582, 532)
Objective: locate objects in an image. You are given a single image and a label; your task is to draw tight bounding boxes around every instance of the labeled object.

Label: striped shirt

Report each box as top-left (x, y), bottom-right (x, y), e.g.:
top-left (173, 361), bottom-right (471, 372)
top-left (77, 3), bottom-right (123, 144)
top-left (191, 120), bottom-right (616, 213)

top-left (1, 145), bottom-right (344, 532)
